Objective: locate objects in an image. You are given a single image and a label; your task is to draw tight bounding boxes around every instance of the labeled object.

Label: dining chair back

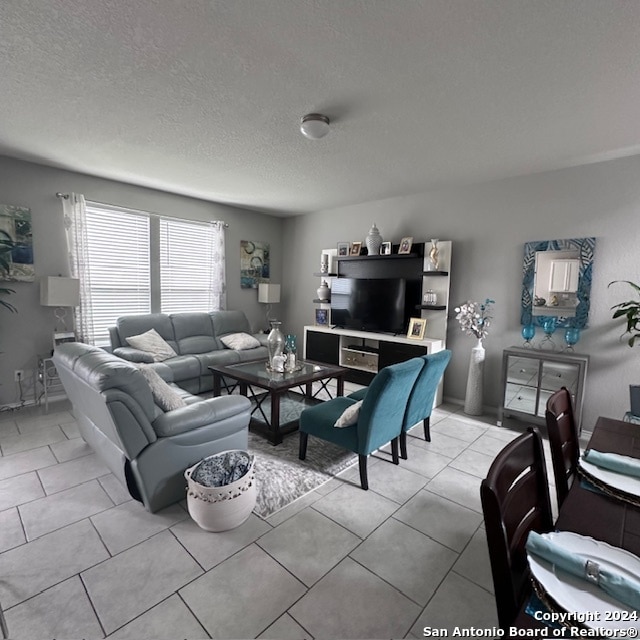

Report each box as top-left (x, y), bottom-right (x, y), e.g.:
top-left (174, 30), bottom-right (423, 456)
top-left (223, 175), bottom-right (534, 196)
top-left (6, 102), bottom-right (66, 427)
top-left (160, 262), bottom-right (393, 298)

top-left (545, 386), bottom-right (579, 508)
top-left (347, 350), bottom-right (451, 459)
top-left (480, 426), bottom-right (553, 630)
top-left (399, 349), bottom-right (451, 457)
top-left (299, 357), bottom-right (423, 489)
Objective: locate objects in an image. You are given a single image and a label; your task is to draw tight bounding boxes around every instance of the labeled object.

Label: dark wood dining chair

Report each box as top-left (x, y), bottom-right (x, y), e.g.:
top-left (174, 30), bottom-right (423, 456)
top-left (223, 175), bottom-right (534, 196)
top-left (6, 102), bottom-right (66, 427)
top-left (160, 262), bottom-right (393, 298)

top-left (545, 386), bottom-right (579, 508)
top-left (480, 427), bottom-right (553, 631)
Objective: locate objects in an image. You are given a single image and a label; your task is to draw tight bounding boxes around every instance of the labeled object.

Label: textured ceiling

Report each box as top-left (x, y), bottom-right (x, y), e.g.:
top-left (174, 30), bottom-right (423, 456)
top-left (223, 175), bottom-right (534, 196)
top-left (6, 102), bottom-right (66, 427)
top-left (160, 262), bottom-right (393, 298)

top-left (2, 0), bottom-right (640, 216)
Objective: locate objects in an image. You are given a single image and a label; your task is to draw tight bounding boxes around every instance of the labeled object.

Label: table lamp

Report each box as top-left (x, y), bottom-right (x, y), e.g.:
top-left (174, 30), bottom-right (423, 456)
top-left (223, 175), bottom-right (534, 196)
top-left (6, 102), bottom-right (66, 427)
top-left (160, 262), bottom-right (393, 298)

top-left (258, 283), bottom-right (280, 330)
top-left (40, 276), bottom-right (80, 333)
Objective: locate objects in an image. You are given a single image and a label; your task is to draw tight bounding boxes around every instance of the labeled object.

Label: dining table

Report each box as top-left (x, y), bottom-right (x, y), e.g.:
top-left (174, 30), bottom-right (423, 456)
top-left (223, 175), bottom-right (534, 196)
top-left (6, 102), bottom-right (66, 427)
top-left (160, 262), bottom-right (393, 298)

top-left (513, 416), bottom-right (640, 632)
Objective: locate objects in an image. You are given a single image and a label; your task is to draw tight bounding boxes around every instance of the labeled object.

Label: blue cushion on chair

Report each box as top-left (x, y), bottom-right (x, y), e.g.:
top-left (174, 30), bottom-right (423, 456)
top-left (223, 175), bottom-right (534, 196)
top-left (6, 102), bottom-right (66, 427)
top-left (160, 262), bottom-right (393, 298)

top-left (348, 350), bottom-right (452, 435)
top-left (403, 350), bottom-right (451, 431)
top-left (300, 357), bottom-right (423, 457)
top-left (300, 398), bottom-right (360, 451)
top-left (347, 387), bottom-right (367, 402)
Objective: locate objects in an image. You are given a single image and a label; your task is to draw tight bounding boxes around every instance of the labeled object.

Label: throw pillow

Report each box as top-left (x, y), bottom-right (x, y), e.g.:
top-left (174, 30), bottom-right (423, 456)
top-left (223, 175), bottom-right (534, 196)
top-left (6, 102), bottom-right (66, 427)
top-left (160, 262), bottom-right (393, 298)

top-left (334, 400), bottom-right (363, 428)
top-left (126, 328), bottom-right (177, 362)
top-left (220, 332), bottom-right (261, 350)
top-left (137, 365), bottom-right (187, 411)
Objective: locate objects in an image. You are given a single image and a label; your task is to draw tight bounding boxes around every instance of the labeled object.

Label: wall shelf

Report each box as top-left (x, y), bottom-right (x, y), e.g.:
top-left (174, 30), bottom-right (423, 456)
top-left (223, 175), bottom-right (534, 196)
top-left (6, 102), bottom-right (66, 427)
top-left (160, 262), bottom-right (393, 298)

top-left (315, 240), bottom-right (452, 345)
top-left (312, 298), bottom-right (331, 304)
top-left (339, 252), bottom-right (420, 261)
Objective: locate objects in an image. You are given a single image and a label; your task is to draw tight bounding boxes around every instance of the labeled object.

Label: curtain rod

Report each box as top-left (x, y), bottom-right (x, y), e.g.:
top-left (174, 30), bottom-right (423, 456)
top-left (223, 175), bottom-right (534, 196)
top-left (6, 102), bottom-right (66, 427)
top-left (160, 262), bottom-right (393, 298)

top-left (55, 192), bottom-right (229, 228)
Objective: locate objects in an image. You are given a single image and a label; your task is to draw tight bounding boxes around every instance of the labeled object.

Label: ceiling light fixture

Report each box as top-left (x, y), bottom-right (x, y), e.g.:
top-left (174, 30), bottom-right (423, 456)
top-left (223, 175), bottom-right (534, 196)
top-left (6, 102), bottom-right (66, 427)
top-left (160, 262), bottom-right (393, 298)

top-left (300, 113), bottom-right (330, 139)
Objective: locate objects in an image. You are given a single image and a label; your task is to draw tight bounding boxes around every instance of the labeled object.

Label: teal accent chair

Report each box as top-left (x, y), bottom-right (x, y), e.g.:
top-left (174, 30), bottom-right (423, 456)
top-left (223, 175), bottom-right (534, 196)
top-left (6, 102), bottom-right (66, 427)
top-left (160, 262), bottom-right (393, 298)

top-left (348, 350), bottom-right (452, 459)
top-left (298, 358), bottom-right (424, 489)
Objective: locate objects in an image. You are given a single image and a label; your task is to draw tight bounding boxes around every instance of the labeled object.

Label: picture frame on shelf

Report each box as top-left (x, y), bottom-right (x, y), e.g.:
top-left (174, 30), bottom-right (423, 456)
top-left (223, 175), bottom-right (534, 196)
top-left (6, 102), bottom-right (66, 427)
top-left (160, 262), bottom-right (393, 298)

top-left (315, 308), bottom-right (328, 326)
top-left (398, 236), bottom-right (413, 255)
top-left (380, 241), bottom-right (392, 255)
top-left (407, 317), bottom-right (426, 340)
top-left (350, 241), bottom-right (362, 256)
top-left (337, 242), bottom-right (349, 257)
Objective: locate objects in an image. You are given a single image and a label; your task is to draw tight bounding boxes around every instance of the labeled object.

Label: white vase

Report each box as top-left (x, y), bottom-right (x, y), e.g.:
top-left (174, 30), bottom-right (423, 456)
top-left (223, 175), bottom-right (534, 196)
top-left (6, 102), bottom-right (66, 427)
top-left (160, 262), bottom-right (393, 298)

top-left (365, 223), bottom-right (383, 256)
top-left (317, 280), bottom-right (330, 301)
top-left (464, 338), bottom-right (485, 415)
top-left (267, 321), bottom-right (285, 367)
top-left (427, 238), bottom-right (440, 271)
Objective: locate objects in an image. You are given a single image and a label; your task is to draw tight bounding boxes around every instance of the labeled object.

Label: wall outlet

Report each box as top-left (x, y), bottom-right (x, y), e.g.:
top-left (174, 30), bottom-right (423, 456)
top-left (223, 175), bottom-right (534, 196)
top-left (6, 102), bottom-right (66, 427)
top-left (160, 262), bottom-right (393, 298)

top-left (14, 369), bottom-right (24, 382)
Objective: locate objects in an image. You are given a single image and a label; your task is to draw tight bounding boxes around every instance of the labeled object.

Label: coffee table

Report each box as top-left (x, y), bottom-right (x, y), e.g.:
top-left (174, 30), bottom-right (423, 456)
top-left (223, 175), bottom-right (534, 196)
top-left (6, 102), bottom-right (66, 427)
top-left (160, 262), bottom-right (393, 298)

top-left (209, 359), bottom-right (348, 445)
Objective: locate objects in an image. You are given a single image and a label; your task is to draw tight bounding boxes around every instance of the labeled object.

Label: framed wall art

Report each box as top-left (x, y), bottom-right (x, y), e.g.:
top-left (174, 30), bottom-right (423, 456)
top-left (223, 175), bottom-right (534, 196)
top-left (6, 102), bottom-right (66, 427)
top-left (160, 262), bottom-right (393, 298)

top-left (0, 204), bottom-right (34, 282)
top-left (240, 240), bottom-right (270, 288)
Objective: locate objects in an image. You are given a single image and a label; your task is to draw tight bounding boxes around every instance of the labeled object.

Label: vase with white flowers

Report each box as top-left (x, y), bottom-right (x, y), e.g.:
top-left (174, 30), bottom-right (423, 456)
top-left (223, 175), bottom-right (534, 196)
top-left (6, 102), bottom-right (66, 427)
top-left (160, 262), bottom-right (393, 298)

top-left (455, 298), bottom-right (495, 415)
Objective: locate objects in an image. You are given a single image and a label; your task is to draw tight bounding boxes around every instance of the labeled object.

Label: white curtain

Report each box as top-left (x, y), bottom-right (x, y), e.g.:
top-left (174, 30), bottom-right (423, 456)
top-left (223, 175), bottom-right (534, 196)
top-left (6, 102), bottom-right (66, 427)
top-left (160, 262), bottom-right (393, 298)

top-left (211, 221), bottom-right (227, 310)
top-left (63, 193), bottom-right (95, 344)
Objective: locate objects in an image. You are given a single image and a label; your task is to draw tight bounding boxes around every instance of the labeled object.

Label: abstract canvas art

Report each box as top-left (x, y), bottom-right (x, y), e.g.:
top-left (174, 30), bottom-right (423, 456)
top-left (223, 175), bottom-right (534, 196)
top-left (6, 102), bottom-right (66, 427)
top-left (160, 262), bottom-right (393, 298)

top-left (0, 204), bottom-right (34, 282)
top-left (240, 240), bottom-right (270, 288)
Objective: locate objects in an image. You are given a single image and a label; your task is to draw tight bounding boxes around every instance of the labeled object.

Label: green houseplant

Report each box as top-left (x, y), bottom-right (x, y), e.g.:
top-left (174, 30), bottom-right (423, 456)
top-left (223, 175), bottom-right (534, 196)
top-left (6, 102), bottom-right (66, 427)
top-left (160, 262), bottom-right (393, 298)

top-left (610, 280), bottom-right (640, 417)
top-left (609, 280), bottom-right (640, 347)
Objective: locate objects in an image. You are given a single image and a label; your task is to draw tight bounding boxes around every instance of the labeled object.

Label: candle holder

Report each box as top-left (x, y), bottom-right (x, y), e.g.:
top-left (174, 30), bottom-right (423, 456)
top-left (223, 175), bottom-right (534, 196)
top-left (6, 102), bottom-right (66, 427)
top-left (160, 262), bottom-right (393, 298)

top-left (539, 317), bottom-right (557, 350)
top-left (521, 324), bottom-right (536, 348)
top-left (564, 327), bottom-right (580, 352)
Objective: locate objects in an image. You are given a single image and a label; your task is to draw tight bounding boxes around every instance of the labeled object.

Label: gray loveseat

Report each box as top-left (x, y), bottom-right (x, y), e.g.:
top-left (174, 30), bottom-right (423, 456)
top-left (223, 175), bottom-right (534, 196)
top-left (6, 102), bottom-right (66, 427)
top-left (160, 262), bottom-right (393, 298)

top-left (54, 342), bottom-right (252, 512)
top-left (108, 310), bottom-right (268, 394)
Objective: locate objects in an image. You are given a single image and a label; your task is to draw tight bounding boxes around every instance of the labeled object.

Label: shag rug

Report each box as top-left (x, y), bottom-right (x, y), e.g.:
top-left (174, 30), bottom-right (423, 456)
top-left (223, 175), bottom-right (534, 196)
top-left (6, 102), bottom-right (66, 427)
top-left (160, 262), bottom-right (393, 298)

top-left (248, 431), bottom-right (357, 518)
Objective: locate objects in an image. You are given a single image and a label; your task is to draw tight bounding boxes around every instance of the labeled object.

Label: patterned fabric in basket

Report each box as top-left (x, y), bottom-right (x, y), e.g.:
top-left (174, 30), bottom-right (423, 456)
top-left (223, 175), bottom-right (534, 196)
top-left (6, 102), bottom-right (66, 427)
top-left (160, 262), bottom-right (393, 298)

top-left (191, 450), bottom-right (253, 487)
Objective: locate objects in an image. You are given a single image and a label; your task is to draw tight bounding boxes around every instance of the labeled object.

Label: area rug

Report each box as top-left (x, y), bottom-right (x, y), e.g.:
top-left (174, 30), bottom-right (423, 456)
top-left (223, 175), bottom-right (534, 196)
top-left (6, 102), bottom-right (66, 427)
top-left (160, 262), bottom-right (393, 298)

top-left (248, 431), bottom-right (357, 519)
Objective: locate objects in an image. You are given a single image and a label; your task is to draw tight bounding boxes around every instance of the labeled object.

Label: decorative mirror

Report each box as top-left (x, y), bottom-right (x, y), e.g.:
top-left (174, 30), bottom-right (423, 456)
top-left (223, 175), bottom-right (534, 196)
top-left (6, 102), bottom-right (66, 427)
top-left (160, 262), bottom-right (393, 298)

top-left (521, 237), bottom-right (596, 330)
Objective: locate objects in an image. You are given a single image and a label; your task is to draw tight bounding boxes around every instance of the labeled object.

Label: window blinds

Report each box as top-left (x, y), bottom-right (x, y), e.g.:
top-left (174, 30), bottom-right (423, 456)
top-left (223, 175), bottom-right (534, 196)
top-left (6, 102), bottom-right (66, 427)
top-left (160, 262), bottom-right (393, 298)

top-left (84, 201), bottom-right (223, 346)
top-left (159, 218), bottom-right (215, 313)
top-left (85, 205), bottom-right (151, 346)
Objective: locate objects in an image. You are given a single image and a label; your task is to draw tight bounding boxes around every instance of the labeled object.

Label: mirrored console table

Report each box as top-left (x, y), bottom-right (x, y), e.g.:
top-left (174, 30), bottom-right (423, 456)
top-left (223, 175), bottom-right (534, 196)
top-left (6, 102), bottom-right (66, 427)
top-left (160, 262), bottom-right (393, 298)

top-left (497, 346), bottom-right (589, 432)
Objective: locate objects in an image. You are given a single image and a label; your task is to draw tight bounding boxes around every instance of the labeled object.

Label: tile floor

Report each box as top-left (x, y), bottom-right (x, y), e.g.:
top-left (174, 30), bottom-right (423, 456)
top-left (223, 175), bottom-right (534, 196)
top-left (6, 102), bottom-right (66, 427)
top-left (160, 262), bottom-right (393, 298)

top-left (0, 389), bottom-right (571, 640)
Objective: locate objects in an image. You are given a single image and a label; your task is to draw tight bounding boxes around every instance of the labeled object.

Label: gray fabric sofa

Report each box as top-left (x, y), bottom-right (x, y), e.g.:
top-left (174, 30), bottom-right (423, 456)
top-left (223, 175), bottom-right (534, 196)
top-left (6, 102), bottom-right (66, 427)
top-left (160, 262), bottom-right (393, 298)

top-left (54, 342), bottom-right (252, 512)
top-left (108, 310), bottom-right (268, 394)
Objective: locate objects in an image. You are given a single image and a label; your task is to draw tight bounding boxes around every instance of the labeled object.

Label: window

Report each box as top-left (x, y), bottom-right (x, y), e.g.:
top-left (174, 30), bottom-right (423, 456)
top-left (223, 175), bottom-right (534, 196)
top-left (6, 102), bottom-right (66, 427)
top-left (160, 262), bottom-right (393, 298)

top-left (85, 205), bottom-right (151, 345)
top-left (159, 218), bottom-right (215, 313)
top-left (83, 201), bottom-right (225, 346)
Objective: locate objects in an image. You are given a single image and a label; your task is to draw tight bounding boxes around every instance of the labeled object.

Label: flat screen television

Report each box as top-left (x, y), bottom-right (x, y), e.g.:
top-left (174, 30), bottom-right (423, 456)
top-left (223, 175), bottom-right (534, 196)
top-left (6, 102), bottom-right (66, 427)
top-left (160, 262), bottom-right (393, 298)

top-left (331, 277), bottom-right (418, 334)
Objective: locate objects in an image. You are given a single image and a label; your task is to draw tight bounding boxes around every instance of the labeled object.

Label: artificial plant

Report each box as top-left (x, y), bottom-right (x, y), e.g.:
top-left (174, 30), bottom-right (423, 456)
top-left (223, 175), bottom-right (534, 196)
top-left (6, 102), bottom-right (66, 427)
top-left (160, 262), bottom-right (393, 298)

top-left (609, 280), bottom-right (640, 347)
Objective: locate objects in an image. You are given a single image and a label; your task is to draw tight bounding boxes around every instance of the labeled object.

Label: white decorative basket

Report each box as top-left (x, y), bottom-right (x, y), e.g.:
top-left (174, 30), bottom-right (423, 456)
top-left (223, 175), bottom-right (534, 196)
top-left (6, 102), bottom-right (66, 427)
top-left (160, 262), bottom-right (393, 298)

top-left (185, 450), bottom-right (257, 532)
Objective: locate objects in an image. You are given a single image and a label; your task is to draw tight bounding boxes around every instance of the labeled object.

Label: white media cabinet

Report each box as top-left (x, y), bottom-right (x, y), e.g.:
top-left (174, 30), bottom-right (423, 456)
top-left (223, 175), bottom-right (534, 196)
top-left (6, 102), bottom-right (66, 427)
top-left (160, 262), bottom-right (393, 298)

top-left (314, 240), bottom-right (452, 345)
top-left (303, 325), bottom-right (445, 404)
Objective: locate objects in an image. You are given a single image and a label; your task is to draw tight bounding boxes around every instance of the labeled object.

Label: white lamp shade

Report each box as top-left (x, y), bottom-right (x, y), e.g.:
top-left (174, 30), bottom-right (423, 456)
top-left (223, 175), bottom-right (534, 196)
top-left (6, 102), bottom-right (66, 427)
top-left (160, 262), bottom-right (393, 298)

top-left (40, 276), bottom-right (80, 307)
top-left (258, 283), bottom-right (281, 304)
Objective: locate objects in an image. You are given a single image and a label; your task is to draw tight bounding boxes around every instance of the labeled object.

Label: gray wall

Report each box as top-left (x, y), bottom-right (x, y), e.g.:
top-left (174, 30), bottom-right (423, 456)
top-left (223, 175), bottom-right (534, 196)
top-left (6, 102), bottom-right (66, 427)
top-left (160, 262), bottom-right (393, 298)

top-left (3, 153), bottom-right (639, 428)
top-left (282, 155), bottom-right (640, 430)
top-left (0, 156), bottom-right (284, 407)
